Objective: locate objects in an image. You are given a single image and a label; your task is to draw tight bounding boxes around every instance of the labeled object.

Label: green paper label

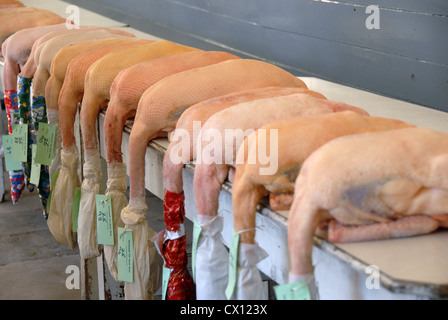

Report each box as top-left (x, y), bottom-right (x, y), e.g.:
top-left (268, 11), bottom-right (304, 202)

top-left (11, 124), bottom-right (27, 162)
top-left (72, 187), bottom-right (81, 232)
top-left (162, 266), bottom-right (172, 300)
top-left (30, 144), bottom-right (41, 186)
top-left (225, 230), bottom-right (240, 300)
top-left (96, 194), bottom-right (114, 246)
top-left (273, 281), bottom-right (312, 300)
top-left (117, 227), bottom-right (133, 283)
top-left (35, 122), bottom-right (55, 166)
top-left (191, 220), bottom-right (202, 282)
top-left (2, 135), bottom-right (22, 171)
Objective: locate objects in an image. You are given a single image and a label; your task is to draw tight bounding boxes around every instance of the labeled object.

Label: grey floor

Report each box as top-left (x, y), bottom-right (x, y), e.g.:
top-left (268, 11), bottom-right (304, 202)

top-left (0, 170), bottom-right (81, 299)
top-left (0, 164), bottom-right (193, 300)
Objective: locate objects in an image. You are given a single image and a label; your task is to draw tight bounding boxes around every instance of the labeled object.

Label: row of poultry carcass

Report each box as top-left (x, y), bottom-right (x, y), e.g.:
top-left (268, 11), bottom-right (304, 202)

top-left (2, 4), bottom-right (448, 300)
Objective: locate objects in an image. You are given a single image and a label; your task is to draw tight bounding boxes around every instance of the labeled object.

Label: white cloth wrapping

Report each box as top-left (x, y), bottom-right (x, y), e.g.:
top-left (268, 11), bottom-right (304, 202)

top-left (195, 214), bottom-right (229, 300)
top-left (46, 145), bottom-right (80, 249)
top-left (235, 243), bottom-right (268, 300)
top-left (47, 109), bottom-right (62, 180)
top-left (77, 149), bottom-right (101, 259)
top-left (121, 197), bottom-right (163, 300)
top-left (103, 161), bottom-right (127, 281)
top-left (289, 272), bottom-right (319, 300)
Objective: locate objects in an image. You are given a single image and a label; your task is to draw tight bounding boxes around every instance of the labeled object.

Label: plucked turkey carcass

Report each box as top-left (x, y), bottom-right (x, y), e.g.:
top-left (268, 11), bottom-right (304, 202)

top-left (1, 23), bottom-right (69, 205)
top-left (59, 39), bottom-right (151, 150)
top-left (102, 50), bottom-right (238, 283)
top-left (287, 126), bottom-right (448, 299)
top-left (125, 59), bottom-right (305, 300)
top-left (165, 87), bottom-right (319, 299)
top-left (18, 28), bottom-right (134, 218)
top-left (232, 111), bottom-right (412, 298)
top-left (45, 38), bottom-right (138, 250)
top-left (1, 23), bottom-right (69, 90)
top-left (1, 26), bottom-right (101, 204)
top-left (78, 40), bottom-right (199, 300)
top-left (165, 86), bottom-right (324, 194)
top-left (0, 7), bottom-right (65, 53)
top-left (0, 0), bottom-right (24, 9)
top-left (192, 94), bottom-right (368, 300)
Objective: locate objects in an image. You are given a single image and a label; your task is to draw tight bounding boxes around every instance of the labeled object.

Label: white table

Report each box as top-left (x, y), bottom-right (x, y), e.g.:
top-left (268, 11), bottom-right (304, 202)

top-left (96, 76), bottom-right (448, 299)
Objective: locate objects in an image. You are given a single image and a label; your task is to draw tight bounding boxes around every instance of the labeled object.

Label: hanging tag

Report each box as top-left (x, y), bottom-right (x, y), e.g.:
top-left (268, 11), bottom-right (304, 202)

top-left (30, 144), bottom-right (41, 186)
top-left (35, 122), bottom-right (55, 166)
top-left (191, 220), bottom-right (202, 282)
top-left (72, 187), bottom-right (81, 232)
top-left (2, 135), bottom-right (22, 171)
top-left (96, 194), bottom-right (114, 245)
top-left (225, 230), bottom-right (240, 300)
top-left (273, 281), bottom-right (312, 300)
top-left (11, 123), bottom-right (27, 162)
top-left (117, 227), bottom-right (133, 282)
top-left (162, 266), bottom-right (172, 300)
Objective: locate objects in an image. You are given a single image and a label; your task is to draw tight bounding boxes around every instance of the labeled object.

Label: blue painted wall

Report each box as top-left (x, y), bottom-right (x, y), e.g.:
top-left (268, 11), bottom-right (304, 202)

top-left (69, 0), bottom-right (448, 112)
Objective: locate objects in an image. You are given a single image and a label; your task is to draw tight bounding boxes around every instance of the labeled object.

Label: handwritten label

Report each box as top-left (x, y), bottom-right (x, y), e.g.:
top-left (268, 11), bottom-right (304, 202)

top-left (273, 281), bottom-right (311, 300)
top-left (35, 122), bottom-right (56, 166)
top-left (11, 124), bottom-right (27, 162)
top-left (30, 144), bottom-right (41, 185)
top-left (117, 227), bottom-right (133, 283)
top-left (162, 266), bottom-right (172, 300)
top-left (95, 194), bottom-right (114, 245)
top-left (225, 230), bottom-right (240, 300)
top-left (2, 135), bottom-right (22, 171)
top-left (72, 187), bottom-right (81, 232)
top-left (191, 220), bottom-right (202, 282)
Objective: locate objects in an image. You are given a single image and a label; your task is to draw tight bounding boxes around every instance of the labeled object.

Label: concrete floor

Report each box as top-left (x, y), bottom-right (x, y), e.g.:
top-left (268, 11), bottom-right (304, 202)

top-left (0, 164), bottom-right (193, 300)
top-left (0, 171), bottom-right (81, 300)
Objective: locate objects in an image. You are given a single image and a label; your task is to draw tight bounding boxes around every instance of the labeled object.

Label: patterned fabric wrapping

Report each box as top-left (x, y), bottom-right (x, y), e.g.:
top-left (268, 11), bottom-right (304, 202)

top-left (163, 190), bottom-right (196, 300)
top-left (31, 96), bottom-right (47, 131)
top-left (9, 171), bottom-right (25, 204)
top-left (4, 90), bottom-right (25, 204)
top-left (18, 77), bottom-right (34, 192)
top-left (32, 95), bottom-right (50, 216)
top-left (4, 90), bottom-right (19, 134)
top-left (39, 164), bottom-right (51, 218)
